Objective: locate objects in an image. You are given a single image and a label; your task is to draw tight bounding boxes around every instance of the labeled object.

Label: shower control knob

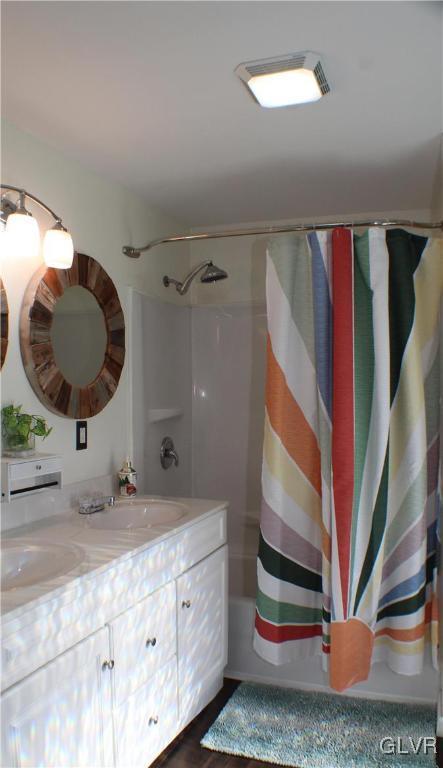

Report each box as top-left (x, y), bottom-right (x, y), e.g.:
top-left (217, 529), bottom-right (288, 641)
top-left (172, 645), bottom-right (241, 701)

top-left (182, 600), bottom-right (191, 609)
top-left (160, 437), bottom-right (179, 469)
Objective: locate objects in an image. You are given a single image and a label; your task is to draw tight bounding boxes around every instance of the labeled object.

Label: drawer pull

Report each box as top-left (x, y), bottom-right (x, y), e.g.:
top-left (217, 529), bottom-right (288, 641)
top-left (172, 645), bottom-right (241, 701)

top-left (102, 659), bottom-right (115, 671)
top-left (182, 600), bottom-right (191, 609)
top-left (145, 637), bottom-right (157, 647)
top-left (149, 716), bottom-right (159, 726)
top-left (35, 464), bottom-right (42, 470)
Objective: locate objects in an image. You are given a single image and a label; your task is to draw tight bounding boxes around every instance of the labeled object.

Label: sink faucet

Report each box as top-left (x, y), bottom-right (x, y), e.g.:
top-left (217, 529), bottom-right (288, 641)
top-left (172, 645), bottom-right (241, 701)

top-left (79, 495), bottom-right (116, 515)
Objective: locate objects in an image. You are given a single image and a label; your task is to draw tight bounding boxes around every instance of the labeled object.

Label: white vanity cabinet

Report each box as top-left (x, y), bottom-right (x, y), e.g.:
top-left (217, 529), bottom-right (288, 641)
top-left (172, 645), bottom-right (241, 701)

top-left (1, 628), bottom-right (114, 768)
top-left (178, 546), bottom-right (228, 728)
top-left (1, 506), bottom-right (228, 768)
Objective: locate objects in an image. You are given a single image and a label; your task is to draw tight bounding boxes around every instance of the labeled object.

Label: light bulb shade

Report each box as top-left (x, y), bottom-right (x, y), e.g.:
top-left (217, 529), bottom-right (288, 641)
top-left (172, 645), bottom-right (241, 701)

top-left (5, 211), bottom-right (40, 259)
top-left (248, 69), bottom-right (322, 108)
top-left (43, 226), bottom-right (74, 268)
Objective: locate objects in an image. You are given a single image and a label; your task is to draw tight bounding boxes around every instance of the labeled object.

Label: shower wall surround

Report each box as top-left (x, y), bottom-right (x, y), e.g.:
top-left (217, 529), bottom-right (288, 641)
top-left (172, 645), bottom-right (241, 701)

top-left (131, 292), bottom-right (192, 497)
top-left (192, 303), bottom-right (266, 597)
top-left (131, 294), bottom-right (266, 597)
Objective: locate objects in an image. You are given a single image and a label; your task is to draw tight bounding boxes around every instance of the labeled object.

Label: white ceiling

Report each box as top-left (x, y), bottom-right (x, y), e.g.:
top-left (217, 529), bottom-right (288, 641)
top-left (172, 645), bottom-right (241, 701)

top-left (2, 1), bottom-right (442, 227)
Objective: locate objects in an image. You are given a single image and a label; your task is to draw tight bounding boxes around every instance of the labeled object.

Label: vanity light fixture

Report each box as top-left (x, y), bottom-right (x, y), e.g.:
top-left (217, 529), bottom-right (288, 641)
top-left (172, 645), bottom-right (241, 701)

top-left (43, 221), bottom-right (74, 269)
top-left (235, 51), bottom-right (330, 108)
top-left (0, 184), bottom-right (74, 268)
top-left (2, 190), bottom-right (40, 260)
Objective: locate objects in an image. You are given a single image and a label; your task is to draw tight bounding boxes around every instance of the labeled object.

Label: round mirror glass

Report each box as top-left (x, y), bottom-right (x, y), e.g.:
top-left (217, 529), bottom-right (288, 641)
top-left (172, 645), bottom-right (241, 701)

top-left (51, 286), bottom-right (107, 387)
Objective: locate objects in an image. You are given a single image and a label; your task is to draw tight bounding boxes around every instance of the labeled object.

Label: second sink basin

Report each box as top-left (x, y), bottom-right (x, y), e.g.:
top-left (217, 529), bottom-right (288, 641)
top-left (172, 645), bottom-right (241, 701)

top-left (86, 499), bottom-right (187, 530)
top-left (1, 540), bottom-right (84, 591)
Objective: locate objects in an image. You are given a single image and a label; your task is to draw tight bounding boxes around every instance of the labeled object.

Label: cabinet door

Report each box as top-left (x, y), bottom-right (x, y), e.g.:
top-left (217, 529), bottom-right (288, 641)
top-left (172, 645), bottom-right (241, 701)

top-left (1, 628), bottom-right (113, 768)
top-left (110, 581), bottom-right (176, 706)
top-left (177, 545), bottom-right (228, 726)
top-left (114, 658), bottom-right (177, 768)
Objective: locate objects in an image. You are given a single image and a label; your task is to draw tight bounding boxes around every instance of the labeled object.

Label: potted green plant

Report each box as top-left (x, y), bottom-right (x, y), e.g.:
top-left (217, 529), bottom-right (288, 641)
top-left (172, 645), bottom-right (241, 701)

top-left (1, 404), bottom-right (52, 457)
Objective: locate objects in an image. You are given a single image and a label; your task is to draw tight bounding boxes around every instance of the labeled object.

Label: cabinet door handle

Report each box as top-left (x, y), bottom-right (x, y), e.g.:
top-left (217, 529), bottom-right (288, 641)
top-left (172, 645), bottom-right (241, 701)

top-left (146, 637), bottom-right (157, 647)
top-left (102, 659), bottom-right (115, 671)
top-left (149, 716), bottom-right (159, 726)
top-left (182, 600), bottom-right (191, 609)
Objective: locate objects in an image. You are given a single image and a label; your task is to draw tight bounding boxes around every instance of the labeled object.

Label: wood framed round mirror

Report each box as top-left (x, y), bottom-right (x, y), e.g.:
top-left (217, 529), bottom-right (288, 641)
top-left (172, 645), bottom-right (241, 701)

top-left (1, 277), bottom-right (8, 370)
top-left (20, 253), bottom-right (125, 418)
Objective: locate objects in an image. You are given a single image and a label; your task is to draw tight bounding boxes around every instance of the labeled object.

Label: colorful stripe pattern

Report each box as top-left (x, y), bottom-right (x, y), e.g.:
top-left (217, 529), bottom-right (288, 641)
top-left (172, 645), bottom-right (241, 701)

top-left (254, 228), bottom-right (442, 691)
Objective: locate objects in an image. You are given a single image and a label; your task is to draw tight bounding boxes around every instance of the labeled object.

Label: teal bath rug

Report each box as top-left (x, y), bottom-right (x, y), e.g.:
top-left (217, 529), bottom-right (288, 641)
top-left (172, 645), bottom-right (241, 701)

top-left (201, 682), bottom-right (436, 768)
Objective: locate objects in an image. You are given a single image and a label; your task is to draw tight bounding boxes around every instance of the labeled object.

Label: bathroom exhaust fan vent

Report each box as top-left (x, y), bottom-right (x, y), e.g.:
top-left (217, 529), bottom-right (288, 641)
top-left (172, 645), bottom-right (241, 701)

top-left (235, 51), bottom-right (330, 108)
top-left (313, 61), bottom-right (330, 96)
top-left (243, 53), bottom-right (307, 77)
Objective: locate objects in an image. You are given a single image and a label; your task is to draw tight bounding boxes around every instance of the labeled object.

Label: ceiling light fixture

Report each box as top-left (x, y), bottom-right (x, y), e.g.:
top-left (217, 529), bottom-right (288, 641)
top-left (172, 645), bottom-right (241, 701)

top-left (235, 51), bottom-right (330, 108)
top-left (0, 185), bottom-right (74, 268)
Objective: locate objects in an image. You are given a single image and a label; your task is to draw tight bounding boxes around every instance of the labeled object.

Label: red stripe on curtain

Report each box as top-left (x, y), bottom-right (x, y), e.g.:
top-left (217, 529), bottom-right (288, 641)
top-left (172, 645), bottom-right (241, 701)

top-left (332, 228), bottom-right (354, 619)
top-left (255, 612), bottom-right (323, 642)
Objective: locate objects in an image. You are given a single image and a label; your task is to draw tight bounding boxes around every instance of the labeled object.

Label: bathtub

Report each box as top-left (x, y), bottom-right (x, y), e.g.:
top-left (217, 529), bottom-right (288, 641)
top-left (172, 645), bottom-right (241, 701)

top-left (229, 550), bottom-right (257, 598)
top-left (226, 593), bottom-right (438, 705)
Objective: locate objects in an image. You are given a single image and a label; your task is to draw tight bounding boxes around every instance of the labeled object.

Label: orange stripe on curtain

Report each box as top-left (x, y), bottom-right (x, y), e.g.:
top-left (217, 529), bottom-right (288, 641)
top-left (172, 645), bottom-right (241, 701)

top-left (266, 335), bottom-right (321, 496)
top-left (375, 601), bottom-right (434, 642)
top-left (330, 619), bottom-right (374, 691)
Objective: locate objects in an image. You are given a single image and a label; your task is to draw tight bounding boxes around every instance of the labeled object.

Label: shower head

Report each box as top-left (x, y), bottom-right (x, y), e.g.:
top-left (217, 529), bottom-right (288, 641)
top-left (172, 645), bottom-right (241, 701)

top-left (200, 262), bottom-right (228, 283)
top-left (163, 261), bottom-right (228, 296)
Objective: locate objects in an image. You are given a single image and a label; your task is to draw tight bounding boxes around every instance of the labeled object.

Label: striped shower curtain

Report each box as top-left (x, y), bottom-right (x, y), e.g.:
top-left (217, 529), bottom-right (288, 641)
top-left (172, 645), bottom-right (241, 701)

top-left (254, 228), bottom-right (442, 692)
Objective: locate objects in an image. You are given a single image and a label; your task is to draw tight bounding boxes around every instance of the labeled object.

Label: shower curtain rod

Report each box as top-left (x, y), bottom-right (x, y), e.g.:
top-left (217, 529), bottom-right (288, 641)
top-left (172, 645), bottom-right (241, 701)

top-left (122, 218), bottom-right (443, 257)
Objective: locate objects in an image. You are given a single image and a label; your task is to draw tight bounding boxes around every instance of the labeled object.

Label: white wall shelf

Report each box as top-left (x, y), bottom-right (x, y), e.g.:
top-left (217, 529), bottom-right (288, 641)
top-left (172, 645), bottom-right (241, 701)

top-left (148, 408), bottom-right (183, 424)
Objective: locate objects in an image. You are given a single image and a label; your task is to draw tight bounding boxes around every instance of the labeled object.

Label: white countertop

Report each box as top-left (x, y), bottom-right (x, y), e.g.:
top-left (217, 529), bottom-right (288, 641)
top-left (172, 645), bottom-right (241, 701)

top-left (1, 495), bottom-right (227, 623)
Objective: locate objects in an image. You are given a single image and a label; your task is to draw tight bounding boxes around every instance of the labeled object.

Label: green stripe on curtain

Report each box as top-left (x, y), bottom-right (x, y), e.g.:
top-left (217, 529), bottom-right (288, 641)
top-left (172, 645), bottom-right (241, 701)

top-left (351, 232), bottom-right (375, 590)
top-left (386, 229), bottom-right (426, 404)
top-left (257, 588), bottom-right (323, 625)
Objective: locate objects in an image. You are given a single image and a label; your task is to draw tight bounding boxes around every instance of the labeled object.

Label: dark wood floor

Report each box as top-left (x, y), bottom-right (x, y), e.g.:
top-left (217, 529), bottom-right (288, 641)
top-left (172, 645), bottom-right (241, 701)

top-left (151, 679), bottom-right (274, 767)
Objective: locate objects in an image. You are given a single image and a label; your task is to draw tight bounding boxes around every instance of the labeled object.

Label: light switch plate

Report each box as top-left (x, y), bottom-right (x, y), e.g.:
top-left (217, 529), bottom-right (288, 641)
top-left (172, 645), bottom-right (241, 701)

top-left (76, 420), bottom-right (87, 450)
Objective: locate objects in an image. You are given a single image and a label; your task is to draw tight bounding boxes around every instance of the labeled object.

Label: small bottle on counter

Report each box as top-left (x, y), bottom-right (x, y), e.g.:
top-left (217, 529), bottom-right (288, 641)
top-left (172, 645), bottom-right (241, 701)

top-left (118, 457), bottom-right (137, 498)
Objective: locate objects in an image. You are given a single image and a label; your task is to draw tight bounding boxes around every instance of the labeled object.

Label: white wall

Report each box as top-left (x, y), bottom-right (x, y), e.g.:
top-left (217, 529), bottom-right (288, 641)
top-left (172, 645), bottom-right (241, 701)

top-left (1, 121), bottom-right (190, 487)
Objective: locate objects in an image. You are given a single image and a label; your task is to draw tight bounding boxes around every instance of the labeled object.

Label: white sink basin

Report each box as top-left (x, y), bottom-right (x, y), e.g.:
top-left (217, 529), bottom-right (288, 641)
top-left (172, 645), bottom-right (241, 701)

top-left (1, 540), bottom-right (84, 591)
top-left (86, 499), bottom-right (187, 530)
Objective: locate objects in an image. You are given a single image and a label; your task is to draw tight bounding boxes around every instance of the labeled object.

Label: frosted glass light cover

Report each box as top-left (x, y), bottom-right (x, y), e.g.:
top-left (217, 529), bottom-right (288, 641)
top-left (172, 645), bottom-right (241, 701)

top-left (248, 69), bottom-right (322, 108)
top-left (43, 227), bottom-right (74, 268)
top-left (5, 212), bottom-right (40, 258)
